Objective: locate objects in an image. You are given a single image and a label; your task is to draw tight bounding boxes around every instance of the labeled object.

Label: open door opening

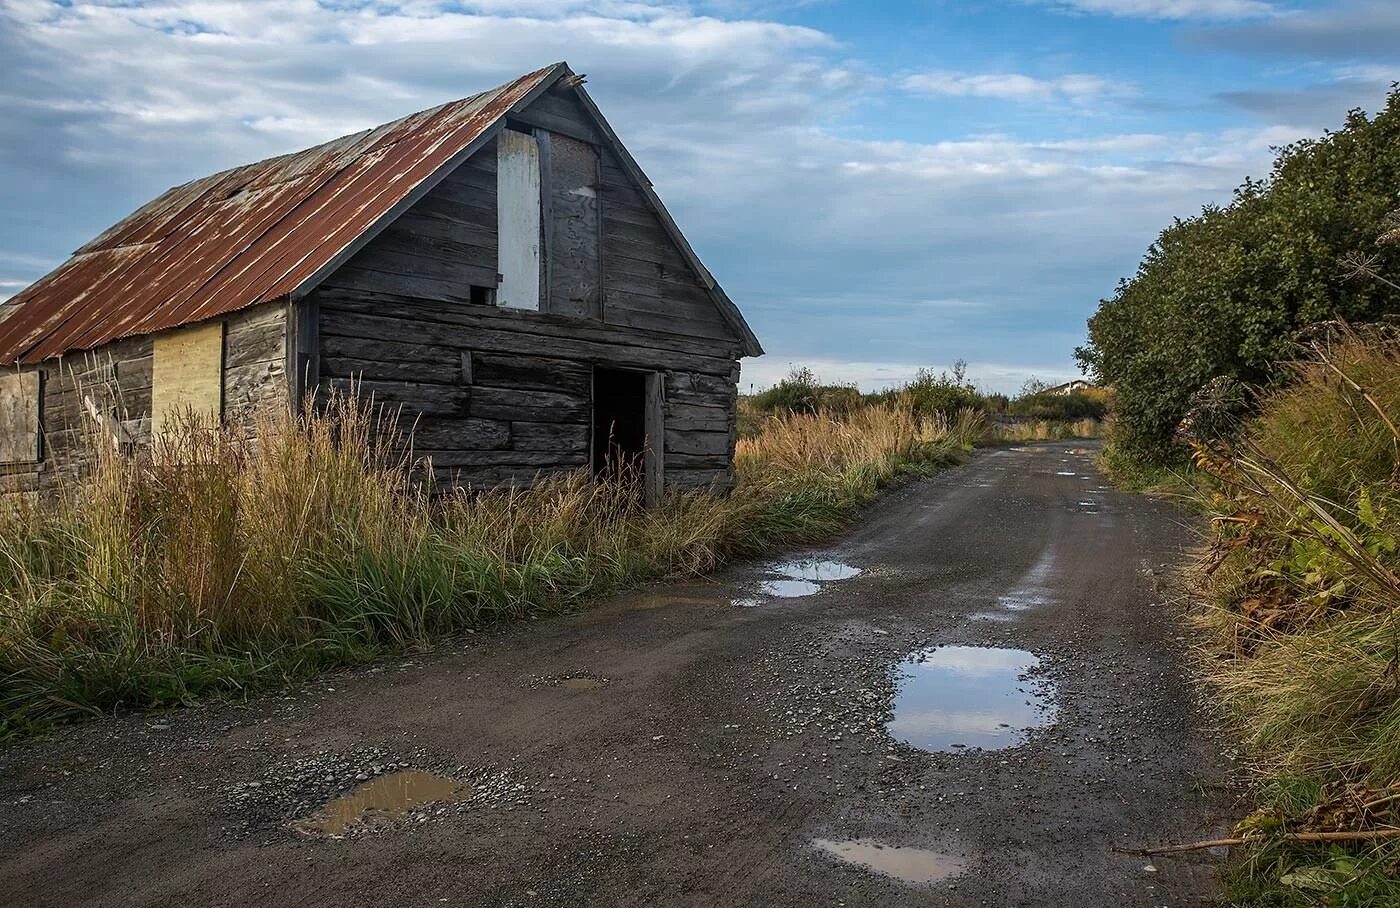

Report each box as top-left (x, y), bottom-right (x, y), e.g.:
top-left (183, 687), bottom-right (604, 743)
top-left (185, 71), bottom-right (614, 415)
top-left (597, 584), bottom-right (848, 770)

top-left (592, 367), bottom-right (647, 482)
top-left (592, 367), bottom-right (664, 504)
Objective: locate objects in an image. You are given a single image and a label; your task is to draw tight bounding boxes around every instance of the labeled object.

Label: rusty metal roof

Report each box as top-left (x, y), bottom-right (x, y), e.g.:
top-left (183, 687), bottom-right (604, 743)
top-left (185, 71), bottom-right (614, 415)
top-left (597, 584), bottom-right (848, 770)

top-left (0, 64), bottom-right (565, 365)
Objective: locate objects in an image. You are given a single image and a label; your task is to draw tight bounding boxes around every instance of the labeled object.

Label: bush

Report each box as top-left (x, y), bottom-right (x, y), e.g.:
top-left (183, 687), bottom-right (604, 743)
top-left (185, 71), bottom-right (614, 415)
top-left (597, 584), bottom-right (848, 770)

top-left (748, 366), bottom-right (863, 416)
top-left (1077, 90), bottom-right (1400, 461)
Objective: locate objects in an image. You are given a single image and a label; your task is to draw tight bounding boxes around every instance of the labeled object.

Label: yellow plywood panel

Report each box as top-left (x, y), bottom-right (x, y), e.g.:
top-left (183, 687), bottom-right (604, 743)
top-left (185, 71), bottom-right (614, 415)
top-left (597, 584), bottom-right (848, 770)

top-left (151, 321), bottom-right (224, 439)
top-left (0, 371), bottom-right (40, 464)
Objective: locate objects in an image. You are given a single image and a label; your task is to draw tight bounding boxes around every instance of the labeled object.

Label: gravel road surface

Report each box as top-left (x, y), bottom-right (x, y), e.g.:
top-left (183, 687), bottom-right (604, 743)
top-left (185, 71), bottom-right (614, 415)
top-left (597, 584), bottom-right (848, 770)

top-left (0, 441), bottom-right (1237, 907)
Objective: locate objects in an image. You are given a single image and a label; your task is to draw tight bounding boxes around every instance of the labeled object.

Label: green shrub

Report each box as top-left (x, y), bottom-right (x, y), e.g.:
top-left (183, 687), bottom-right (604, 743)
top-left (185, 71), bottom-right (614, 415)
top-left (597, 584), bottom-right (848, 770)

top-left (1078, 90), bottom-right (1400, 461)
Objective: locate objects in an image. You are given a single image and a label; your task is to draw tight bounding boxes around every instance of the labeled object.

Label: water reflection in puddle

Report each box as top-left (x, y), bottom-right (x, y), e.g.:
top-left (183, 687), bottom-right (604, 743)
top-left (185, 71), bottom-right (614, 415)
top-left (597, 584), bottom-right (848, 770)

top-left (292, 770), bottom-right (469, 837)
top-left (734, 558), bottom-right (862, 606)
top-left (759, 578), bottom-right (823, 598)
top-left (811, 838), bottom-right (967, 885)
top-left (887, 646), bottom-right (1056, 752)
top-left (772, 559), bottom-right (863, 582)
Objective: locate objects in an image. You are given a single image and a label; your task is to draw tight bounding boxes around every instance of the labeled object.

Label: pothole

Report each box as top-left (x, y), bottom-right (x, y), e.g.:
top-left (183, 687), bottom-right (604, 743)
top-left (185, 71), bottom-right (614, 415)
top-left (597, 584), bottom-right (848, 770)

top-left (292, 770), bottom-right (469, 838)
top-left (224, 748), bottom-right (529, 839)
top-left (811, 837), bottom-right (967, 885)
top-left (614, 591), bottom-right (730, 610)
top-left (886, 645), bottom-right (1056, 752)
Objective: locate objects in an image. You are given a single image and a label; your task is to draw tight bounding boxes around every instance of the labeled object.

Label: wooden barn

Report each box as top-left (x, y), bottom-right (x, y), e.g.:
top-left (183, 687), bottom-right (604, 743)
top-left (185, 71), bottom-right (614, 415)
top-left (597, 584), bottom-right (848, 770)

top-left (0, 63), bottom-right (762, 498)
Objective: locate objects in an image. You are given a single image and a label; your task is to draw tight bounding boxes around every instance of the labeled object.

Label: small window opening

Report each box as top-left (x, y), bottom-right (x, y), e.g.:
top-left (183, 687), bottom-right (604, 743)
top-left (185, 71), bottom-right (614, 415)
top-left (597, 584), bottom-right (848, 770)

top-left (592, 367), bottom-right (648, 482)
top-left (469, 285), bottom-right (495, 306)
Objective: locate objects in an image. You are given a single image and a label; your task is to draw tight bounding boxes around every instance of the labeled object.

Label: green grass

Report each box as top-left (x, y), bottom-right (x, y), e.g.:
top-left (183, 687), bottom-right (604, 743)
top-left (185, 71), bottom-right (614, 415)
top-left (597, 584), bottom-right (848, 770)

top-left (0, 396), bottom-right (982, 739)
top-left (1180, 326), bottom-right (1400, 905)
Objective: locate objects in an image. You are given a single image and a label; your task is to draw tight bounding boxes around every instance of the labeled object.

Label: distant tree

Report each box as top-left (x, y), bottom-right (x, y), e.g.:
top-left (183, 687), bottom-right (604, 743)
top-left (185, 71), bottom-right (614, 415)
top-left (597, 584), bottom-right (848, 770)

top-left (1076, 89), bottom-right (1400, 461)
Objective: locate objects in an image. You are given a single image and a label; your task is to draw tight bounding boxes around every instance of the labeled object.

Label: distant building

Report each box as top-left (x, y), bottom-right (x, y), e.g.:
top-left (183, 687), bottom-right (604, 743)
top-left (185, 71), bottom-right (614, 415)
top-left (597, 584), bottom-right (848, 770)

top-left (0, 62), bottom-right (762, 499)
top-left (1045, 379), bottom-right (1095, 396)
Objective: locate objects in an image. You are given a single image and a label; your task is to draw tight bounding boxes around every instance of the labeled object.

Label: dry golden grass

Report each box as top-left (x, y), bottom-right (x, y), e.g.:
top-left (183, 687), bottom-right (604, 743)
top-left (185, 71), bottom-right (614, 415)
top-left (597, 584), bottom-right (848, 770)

top-left (0, 393), bottom-right (978, 735)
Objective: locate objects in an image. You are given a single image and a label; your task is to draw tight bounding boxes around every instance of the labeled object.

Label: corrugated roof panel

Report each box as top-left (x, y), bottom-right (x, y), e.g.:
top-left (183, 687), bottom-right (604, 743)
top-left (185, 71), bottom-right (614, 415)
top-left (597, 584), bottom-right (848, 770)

top-left (0, 64), bottom-right (561, 365)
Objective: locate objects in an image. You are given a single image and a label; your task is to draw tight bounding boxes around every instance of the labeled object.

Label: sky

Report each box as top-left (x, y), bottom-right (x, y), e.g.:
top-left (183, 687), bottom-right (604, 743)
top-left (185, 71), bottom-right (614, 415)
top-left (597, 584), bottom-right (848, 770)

top-left (1, 1), bottom-right (1397, 394)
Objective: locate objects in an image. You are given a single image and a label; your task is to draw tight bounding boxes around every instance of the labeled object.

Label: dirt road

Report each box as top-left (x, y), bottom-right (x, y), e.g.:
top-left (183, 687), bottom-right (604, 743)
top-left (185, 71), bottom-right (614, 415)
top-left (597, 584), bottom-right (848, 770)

top-left (0, 442), bottom-right (1236, 907)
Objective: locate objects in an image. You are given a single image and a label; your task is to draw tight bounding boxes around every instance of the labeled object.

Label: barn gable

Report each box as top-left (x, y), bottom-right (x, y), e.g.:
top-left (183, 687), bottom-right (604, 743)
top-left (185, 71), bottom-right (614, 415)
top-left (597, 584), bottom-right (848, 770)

top-left (313, 77), bottom-right (759, 354)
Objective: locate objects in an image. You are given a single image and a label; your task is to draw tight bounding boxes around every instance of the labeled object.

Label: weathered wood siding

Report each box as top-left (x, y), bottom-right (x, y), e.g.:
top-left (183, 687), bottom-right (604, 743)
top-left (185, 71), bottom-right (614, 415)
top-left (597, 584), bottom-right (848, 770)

top-left (0, 302), bottom-right (288, 493)
top-left (312, 288), bottom-right (739, 490)
top-left (309, 85), bottom-right (746, 492)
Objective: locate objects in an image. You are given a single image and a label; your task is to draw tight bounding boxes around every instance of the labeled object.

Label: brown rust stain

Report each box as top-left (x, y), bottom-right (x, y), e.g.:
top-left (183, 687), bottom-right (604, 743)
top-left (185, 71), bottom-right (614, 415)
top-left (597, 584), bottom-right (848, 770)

top-left (0, 64), bottom-right (563, 366)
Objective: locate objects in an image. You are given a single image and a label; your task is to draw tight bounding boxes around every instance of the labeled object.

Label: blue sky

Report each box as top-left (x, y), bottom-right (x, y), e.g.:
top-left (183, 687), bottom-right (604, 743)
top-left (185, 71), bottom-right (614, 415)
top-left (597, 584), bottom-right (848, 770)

top-left (1, 1), bottom-right (1397, 393)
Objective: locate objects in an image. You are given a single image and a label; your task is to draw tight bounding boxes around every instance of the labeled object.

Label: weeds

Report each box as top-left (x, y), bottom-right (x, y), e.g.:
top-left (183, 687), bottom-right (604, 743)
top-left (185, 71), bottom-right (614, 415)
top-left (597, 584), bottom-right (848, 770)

top-left (0, 394), bottom-right (976, 738)
top-left (1186, 325), bottom-right (1400, 905)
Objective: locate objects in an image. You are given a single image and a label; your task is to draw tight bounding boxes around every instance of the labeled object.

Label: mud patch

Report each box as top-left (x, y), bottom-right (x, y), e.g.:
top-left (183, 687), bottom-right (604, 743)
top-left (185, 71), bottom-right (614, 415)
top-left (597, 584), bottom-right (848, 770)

top-left (224, 747), bottom-right (530, 838)
top-left (811, 837), bottom-right (967, 885)
top-left (887, 645), bottom-right (1056, 752)
top-left (292, 770), bottom-right (469, 837)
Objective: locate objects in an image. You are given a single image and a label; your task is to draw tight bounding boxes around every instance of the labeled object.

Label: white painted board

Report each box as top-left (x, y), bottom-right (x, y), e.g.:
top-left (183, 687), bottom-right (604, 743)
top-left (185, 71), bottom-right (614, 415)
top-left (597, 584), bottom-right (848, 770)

top-left (496, 129), bottom-right (542, 311)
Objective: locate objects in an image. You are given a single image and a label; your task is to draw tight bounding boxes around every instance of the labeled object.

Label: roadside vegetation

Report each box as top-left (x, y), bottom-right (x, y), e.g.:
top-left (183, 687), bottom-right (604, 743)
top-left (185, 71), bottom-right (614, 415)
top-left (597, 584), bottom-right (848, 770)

top-left (0, 393), bottom-right (981, 739)
top-left (1179, 325), bottom-right (1400, 906)
top-left (1073, 87), bottom-right (1400, 904)
top-left (1077, 88), bottom-right (1400, 471)
top-left (742, 362), bottom-right (1106, 442)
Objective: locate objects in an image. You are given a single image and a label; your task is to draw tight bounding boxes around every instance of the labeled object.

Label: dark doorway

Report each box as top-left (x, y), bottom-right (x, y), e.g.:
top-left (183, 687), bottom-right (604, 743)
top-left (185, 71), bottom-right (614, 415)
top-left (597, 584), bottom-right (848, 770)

top-left (592, 367), bottom-right (648, 480)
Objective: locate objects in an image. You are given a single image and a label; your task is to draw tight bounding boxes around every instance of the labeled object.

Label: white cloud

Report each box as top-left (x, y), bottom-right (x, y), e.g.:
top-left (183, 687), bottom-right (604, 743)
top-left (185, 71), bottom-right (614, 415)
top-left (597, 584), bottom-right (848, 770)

top-left (1041, 0), bottom-right (1274, 20)
top-left (900, 70), bottom-right (1130, 103)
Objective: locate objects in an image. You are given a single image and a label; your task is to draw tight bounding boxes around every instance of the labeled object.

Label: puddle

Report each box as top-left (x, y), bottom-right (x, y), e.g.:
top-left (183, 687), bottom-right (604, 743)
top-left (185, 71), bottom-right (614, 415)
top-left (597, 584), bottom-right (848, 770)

top-left (886, 646), bottom-right (1056, 752)
top-left (615, 591), bottom-right (729, 611)
top-left (1055, 470), bottom-right (1077, 476)
top-left (292, 770), bottom-right (469, 837)
top-left (969, 610), bottom-right (1016, 623)
top-left (811, 838), bottom-right (967, 885)
top-left (759, 579), bottom-right (823, 598)
top-left (560, 677), bottom-right (605, 690)
top-left (738, 557), bottom-right (863, 605)
top-left (771, 559), bottom-right (863, 582)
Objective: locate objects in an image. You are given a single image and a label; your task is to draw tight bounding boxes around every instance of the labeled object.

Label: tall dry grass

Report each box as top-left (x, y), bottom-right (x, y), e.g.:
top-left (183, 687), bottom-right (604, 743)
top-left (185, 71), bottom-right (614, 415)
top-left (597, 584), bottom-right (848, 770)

top-left (1193, 327), bottom-right (1400, 780)
top-left (1189, 326), bottom-right (1400, 903)
top-left (0, 394), bottom-right (977, 735)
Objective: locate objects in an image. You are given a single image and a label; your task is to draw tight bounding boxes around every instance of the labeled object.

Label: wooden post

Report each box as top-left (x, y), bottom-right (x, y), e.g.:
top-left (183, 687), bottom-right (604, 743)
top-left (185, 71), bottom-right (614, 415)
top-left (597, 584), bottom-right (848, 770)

top-left (644, 370), bottom-right (664, 507)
